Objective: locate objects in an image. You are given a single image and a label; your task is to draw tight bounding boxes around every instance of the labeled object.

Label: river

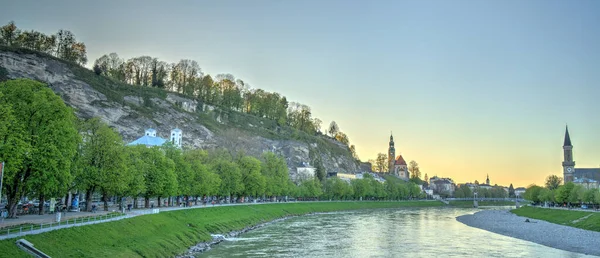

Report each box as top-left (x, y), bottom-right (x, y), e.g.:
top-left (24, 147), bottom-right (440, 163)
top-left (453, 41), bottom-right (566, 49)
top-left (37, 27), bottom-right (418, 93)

top-left (197, 207), bottom-right (592, 257)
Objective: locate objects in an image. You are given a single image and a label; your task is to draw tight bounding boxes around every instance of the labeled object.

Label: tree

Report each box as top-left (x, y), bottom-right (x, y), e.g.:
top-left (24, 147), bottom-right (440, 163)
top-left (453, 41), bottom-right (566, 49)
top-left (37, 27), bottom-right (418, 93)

top-left (0, 79), bottom-right (79, 218)
top-left (508, 184), bottom-right (515, 198)
top-left (374, 153), bottom-right (388, 172)
top-left (123, 145), bottom-right (148, 208)
top-left (212, 159), bottom-right (242, 201)
top-left (238, 156), bottom-right (266, 199)
top-left (184, 149), bottom-right (221, 201)
top-left (335, 132), bottom-right (349, 145)
top-left (163, 143), bottom-right (192, 205)
top-left (261, 152), bottom-right (290, 198)
top-left (328, 121), bottom-right (339, 137)
top-left (545, 175), bottom-right (563, 190)
top-left (554, 182), bottom-right (574, 204)
top-left (313, 156), bottom-right (326, 182)
top-left (77, 118), bottom-right (129, 211)
top-left (408, 160), bottom-right (421, 180)
top-left (55, 30), bottom-right (87, 65)
top-left (0, 21), bottom-right (20, 46)
top-left (523, 184), bottom-right (543, 203)
top-left (136, 146), bottom-right (175, 208)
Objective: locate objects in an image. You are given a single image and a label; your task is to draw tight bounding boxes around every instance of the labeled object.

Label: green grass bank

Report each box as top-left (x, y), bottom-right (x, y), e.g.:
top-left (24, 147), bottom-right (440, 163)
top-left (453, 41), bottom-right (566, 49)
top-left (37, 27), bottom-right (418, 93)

top-left (449, 200), bottom-right (520, 208)
top-left (0, 201), bottom-right (443, 258)
top-left (511, 206), bottom-right (600, 232)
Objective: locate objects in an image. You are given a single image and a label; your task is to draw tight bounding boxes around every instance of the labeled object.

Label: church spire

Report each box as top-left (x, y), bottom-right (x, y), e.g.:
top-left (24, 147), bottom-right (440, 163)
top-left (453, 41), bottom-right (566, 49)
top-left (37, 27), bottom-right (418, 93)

top-left (564, 125), bottom-right (572, 146)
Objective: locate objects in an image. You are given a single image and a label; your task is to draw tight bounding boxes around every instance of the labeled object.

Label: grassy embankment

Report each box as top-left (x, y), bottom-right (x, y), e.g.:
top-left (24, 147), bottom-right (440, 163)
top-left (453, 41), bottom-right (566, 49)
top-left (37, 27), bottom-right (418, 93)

top-left (449, 200), bottom-right (521, 208)
top-left (0, 201), bottom-right (443, 258)
top-left (511, 206), bottom-right (600, 232)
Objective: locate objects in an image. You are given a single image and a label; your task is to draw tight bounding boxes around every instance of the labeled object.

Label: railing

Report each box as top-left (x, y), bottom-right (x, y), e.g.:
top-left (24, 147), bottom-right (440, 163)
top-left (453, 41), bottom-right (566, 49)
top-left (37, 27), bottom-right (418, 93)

top-left (446, 198), bottom-right (524, 201)
top-left (0, 212), bottom-right (124, 238)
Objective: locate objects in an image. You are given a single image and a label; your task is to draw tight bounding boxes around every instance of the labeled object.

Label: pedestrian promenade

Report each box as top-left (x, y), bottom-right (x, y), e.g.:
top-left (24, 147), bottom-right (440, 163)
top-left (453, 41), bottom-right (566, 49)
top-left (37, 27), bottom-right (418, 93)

top-left (0, 201), bottom-right (266, 240)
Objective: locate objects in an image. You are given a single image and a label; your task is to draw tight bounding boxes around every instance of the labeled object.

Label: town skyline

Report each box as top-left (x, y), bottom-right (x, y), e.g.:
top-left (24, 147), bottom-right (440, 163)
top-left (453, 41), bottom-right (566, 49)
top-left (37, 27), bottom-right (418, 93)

top-left (2, 1), bottom-right (599, 187)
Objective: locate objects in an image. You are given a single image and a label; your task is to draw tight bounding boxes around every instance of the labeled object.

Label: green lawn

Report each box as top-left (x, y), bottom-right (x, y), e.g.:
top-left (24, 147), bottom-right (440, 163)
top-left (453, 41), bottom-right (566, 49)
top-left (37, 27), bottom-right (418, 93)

top-left (448, 200), bottom-right (520, 208)
top-left (0, 201), bottom-right (442, 258)
top-left (511, 206), bottom-right (600, 232)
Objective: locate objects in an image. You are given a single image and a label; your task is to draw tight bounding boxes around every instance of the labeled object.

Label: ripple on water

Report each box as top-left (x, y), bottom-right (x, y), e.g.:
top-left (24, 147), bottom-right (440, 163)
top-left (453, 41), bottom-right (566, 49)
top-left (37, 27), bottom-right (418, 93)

top-left (196, 207), bottom-right (590, 258)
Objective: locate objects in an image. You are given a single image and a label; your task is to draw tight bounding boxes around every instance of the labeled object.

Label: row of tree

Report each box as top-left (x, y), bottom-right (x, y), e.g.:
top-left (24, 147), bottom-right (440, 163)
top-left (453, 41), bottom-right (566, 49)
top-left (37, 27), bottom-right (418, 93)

top-left (0, 79), bottom-right (423, 218)
top-left (0, 21), bottom-right (87, 65)
top-left (523, 175), bottom-right (600, 206)
top-left (93, 52), bottom-right (326, 135)
top-left (453, 184), bottom-right (510, 198)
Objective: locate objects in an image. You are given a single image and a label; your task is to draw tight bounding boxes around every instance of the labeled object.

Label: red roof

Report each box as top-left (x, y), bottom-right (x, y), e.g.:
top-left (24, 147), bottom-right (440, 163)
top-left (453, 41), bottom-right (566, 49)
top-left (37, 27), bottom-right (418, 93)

top-left (395, 155), bottom-right (407, 165)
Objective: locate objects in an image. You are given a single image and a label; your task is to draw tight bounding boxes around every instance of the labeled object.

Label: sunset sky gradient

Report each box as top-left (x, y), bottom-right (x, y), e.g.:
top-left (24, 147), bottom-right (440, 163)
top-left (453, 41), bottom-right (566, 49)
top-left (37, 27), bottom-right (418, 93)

top-left (3, 0), bottom-right (599, 187)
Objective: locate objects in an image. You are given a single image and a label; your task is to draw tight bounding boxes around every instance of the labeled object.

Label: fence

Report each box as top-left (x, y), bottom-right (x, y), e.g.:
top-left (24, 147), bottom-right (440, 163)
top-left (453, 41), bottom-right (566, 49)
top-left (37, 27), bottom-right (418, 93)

top-left (0, 212), bottom-right (124, 238)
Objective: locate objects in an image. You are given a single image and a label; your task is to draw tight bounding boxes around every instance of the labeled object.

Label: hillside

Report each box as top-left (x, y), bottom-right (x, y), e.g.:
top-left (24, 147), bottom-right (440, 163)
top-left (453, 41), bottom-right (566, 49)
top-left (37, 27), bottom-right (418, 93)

top-left (0, 46), bottom-right (360, 176)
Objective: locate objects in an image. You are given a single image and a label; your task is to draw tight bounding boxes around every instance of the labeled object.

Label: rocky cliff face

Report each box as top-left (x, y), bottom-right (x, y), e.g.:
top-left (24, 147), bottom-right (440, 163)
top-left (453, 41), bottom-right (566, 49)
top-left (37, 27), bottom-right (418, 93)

top-left (0, 50), bottom-right (360, 177)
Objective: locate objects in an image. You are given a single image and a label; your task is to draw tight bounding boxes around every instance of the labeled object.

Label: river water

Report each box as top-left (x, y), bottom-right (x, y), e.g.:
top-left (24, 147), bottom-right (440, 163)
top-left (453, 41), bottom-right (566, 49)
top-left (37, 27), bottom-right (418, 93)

top-left (197, 207), bottom-right (590, 258)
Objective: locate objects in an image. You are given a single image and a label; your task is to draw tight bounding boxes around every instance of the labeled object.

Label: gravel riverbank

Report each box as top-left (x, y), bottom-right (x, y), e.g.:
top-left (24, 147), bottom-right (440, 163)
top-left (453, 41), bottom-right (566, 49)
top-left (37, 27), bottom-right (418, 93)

top-left (457, 209), bottom-right (600, 256)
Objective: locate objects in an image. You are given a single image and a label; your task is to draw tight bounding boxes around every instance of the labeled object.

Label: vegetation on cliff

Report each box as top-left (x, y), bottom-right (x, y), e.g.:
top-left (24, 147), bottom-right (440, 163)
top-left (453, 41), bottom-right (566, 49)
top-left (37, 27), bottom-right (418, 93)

top-left (0, 21), bottom-right (359, 161)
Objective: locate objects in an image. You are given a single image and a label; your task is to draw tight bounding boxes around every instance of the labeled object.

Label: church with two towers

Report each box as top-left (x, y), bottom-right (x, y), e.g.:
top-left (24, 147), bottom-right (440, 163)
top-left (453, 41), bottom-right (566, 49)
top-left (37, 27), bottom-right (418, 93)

top-left (562, 126), bottom-right (600, 183)
top-left (388, 134), bottom-right (409, 180)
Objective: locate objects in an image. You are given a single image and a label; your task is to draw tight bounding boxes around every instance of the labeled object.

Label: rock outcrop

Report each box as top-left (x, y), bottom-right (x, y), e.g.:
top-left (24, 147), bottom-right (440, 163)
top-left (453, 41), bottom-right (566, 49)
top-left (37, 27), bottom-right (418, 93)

top-left (0, 49), bottom-right (360, 175)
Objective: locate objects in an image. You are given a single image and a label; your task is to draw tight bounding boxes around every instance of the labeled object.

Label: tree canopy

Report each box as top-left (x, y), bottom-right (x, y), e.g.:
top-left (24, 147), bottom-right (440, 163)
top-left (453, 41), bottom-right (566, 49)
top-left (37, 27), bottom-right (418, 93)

top-left (0, 79), bottom-right (79, 217)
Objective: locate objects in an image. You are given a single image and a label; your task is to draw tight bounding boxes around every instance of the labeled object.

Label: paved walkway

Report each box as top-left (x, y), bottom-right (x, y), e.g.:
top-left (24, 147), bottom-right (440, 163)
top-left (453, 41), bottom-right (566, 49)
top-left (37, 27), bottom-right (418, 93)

top-left (0, 210), bottom-right (113, 228)
top-left (0, 202), bottom-right (266, 240)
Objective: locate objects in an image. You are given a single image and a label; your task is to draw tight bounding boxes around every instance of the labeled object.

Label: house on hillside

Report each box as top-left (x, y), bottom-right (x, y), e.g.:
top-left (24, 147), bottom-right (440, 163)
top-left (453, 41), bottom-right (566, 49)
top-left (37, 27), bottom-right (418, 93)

top-left (295, 162), bottom-right (316, 182)
top-left (128, 128), bottom-right (183, 148)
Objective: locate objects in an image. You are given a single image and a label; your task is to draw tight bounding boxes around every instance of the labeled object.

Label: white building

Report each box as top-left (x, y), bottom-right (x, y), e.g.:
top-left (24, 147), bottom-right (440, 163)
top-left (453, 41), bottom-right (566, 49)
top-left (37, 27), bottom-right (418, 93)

top-left (128, 128), bottom-right (183, 148)
top-left (295, 162), bottom-right (316, 182)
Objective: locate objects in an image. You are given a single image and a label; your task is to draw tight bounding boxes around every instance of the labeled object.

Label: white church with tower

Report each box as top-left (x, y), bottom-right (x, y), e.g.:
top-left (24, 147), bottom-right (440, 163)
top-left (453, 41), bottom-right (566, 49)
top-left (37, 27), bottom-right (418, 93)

top-left (128, 128), bottom-right (183, 148)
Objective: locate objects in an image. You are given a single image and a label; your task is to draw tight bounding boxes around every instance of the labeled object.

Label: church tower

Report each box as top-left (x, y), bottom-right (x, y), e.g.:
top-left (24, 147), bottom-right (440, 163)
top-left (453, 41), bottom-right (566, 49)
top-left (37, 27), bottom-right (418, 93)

top-left (562, 125), bottom-right (575, 183)
top-left (388, 133), bottom-right (395, 173)
top-left (486, 174), bottom-right (490, 185)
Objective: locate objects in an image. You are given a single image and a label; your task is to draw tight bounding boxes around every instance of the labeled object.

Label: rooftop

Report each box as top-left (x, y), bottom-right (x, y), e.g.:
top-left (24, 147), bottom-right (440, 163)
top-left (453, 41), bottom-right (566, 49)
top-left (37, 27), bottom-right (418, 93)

top-left (128, 135), bottom-right (167, 147)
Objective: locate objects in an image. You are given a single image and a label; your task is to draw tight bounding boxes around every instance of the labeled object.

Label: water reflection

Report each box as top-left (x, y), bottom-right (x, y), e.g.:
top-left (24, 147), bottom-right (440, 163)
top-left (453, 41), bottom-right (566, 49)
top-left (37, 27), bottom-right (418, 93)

top-left (197, 207), bottom-right (590, 258)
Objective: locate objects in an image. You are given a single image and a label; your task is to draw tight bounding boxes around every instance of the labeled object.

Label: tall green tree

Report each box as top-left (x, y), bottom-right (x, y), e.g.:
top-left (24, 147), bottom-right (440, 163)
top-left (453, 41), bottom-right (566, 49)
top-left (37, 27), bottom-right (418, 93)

top-left (238, 156), bottom-right (266, 199)
top-left (163, 143), bottom-right (192, 204)
top-left (138, 146), bottom-right (175, 208)
top-left (77, 118), bottom-right (129, 211)
top-left (0, 79), bottom-right (79, 217)
top-left (212, 159), bottom-right (242, 201)
top-left (184, 149), bottom-right (221, 201)
top-left (523, 184), bottom-right (543, 203)
top-left (554, 182), bottom-right (575, 204)
top-left (123, 145), bottom-right (148, 208)
top-left (261, 152), bottom-right (290, 198)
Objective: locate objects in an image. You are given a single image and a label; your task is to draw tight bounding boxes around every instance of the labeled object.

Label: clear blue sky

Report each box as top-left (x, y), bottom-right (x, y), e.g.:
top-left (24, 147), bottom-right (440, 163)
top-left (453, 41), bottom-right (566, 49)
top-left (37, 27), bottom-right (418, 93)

top-left (3, 0), bottom-right (600, 186)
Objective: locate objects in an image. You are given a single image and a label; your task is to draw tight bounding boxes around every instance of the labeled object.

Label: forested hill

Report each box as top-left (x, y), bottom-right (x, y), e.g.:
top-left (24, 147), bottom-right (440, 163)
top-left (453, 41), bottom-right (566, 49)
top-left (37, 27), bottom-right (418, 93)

top-left (0, 22), bottom-right (362, 175)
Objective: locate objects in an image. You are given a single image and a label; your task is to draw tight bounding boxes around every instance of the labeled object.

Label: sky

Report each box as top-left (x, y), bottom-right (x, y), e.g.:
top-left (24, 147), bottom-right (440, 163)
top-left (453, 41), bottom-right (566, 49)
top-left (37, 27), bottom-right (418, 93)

top-left (2, 0), bottom-right (600, 187)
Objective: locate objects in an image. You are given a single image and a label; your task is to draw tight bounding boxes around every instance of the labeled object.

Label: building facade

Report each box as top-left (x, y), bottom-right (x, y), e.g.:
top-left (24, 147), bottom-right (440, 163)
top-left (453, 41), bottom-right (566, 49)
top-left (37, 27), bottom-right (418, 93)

top-left (562, 126), bottom-right (600, 184)
top-left (129, 128), bottom-right (183, 148)
top-left (387, 133), bottom-right (410, 180)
